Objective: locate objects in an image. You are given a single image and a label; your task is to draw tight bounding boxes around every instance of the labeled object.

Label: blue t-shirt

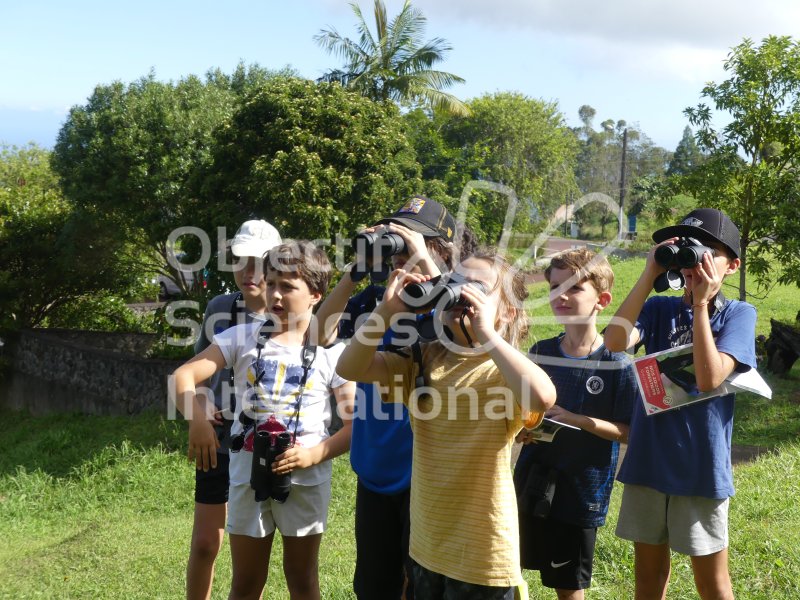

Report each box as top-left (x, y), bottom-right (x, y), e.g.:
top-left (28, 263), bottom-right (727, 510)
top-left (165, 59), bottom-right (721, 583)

top-left (516, 336), bottom-right (637, 527)
top-left (340, 286), bottom-right (413, 494)
top-left (617, 295), bottom-right (757, 499)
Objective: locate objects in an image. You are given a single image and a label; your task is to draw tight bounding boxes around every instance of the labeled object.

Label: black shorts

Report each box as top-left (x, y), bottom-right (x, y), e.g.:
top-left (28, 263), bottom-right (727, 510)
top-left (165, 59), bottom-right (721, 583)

top-left (410, 560), bottom-right (514, 600)
top-left (519, 515), bottom-right (596, 590)
top-left (194, 453), bottom-right (230, 505)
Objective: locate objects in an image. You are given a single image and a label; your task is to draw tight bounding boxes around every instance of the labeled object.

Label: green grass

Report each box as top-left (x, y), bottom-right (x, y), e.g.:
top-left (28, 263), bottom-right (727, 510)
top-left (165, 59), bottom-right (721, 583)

top-left (1, 255), bottom-right (798, 598)
top-left (1, 407), bottom-right (798, 599)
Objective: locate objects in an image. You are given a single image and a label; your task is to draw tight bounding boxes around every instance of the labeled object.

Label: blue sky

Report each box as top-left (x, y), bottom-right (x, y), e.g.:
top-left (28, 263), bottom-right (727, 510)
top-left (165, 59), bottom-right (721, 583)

top-left (3, 0), bottom-right (798, 151)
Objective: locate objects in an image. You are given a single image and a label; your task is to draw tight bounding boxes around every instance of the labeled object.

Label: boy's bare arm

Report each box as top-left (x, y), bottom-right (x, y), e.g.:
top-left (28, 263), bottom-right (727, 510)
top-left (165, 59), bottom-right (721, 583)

top-left (313, 267), bottom-right (358, 346)
top-left (546, 404), bottom-right (630, 443)
top-left (605, 240), bottom-right (676, 352)
top-left (482, 332), bottom-right (557, 415)
top-left (692, 308), bottom-right (738, 390)
top-left (336, 301), bottom-right (393, 385)
top-left (173, 344), bottom-right (227, 470)
top-left (689, 252), bottom-right (739, 389)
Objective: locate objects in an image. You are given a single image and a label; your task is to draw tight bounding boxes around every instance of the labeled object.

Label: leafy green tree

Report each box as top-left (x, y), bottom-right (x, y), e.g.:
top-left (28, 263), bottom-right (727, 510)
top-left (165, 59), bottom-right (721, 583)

top-left (573, 106), bottom-right (671, 238)
top-left (667, 126), bottom-right (704, 176)
top-left (0, 144), bottom-right (139, 330)
top-left (198, 77), bottom-right (423, 243)
top-left (315, 0), bottom-right (469, 116)
top-left (683, 35), bottom-right (800, 298)
top-left (403, 93), bottom-right (579, 242)
top-left (52, 66), bottom-right (281, 296)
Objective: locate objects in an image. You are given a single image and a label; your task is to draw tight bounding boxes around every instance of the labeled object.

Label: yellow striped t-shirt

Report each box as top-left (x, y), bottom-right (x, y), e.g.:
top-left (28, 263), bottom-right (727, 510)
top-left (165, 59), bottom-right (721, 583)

top-left (382, 342), bottom-right (543, 587)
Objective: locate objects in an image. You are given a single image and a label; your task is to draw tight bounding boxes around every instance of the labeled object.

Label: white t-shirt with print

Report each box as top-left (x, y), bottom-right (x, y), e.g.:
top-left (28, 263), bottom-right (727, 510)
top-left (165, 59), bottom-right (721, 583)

top-left (214, 321), bottom-right (347, 486)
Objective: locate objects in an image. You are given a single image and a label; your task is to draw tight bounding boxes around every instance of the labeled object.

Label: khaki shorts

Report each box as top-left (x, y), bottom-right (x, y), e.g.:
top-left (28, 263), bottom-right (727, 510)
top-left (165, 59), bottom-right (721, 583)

top-left (227, 480), bottom-right (332, 538)
top-left (615, 484), bottom-right (729, 556)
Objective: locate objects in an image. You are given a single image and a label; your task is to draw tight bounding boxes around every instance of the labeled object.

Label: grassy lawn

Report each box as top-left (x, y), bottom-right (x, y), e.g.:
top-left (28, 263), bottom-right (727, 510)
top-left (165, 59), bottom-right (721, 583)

top-left (1, 256), bottom-right (798, 598)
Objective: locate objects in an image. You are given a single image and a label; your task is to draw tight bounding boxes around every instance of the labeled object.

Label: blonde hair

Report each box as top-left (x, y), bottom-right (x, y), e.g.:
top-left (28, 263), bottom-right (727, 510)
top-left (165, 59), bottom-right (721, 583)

top-left (468, 250), bottom-right (529, 348)
top-left (544, 247), bottom-right (614, 294)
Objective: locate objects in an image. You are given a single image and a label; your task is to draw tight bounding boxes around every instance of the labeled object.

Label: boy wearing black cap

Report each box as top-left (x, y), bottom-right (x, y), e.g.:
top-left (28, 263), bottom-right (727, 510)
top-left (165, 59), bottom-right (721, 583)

top-left (604, 208), bottom-right (757, 600)
top-left (315, 196), bottom-right (466, 600)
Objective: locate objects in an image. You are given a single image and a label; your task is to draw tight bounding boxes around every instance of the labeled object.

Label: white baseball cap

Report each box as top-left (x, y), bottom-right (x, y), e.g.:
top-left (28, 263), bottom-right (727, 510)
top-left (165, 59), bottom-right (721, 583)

top-left (229, 219), bottom-right (282, 257)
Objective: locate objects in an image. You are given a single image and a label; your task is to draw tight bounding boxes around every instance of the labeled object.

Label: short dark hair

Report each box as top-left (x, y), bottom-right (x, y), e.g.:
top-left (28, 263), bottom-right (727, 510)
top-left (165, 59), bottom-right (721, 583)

top-left (264, 241), bottom-right (331, 295)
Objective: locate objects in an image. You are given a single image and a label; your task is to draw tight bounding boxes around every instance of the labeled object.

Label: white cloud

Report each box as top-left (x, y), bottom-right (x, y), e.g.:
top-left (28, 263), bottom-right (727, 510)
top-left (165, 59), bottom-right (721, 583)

top-left (415, 0), bottom-right (800, 48)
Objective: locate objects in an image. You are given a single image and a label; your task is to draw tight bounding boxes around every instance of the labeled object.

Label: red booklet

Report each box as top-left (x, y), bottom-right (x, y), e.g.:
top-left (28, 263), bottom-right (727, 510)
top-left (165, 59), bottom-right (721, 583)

top-left (634, 343), bottom-right (771, 415)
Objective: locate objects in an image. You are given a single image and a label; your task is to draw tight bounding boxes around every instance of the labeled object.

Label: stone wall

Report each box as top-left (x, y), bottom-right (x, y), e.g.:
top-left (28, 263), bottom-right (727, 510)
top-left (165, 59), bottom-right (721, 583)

top-left (0, 329), bottom-right (181, 416)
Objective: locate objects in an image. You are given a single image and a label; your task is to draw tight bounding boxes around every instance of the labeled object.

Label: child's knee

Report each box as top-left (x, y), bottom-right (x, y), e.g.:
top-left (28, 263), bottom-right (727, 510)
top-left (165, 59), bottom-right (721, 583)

top-left (283, 559), bottom-right (319, 592)
top-left (190, 530), bottom-right (223, 560)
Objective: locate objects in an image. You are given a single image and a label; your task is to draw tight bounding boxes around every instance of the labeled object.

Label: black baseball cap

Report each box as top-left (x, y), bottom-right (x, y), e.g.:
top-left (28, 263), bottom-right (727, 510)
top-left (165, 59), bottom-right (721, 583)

top-left (376, 195), bottom-right (455, 242)
top-left (653, 208), bottom-right (741, 259)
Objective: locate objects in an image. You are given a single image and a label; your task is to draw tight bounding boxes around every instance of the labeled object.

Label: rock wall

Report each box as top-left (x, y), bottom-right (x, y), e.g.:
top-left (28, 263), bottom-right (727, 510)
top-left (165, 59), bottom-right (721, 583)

top-left (0, 329), bottom-right (181, 416)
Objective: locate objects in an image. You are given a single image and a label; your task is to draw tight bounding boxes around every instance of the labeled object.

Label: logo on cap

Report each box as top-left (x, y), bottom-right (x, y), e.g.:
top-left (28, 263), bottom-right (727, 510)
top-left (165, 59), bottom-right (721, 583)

top-left (398, 198), bottom-right (426, 215)
top-left (682, 217), bottom-right (704, 227)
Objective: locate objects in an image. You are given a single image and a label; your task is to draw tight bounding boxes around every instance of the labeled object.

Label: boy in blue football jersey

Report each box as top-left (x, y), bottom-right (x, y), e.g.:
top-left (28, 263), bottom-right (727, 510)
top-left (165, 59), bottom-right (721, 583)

top-left (515, 248), bottom-right (636, 599)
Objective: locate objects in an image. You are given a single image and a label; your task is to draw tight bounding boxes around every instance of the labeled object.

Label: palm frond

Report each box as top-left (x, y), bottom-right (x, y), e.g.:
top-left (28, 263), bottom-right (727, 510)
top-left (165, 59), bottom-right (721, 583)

top-left (314, 28), bottom-right (369, 65)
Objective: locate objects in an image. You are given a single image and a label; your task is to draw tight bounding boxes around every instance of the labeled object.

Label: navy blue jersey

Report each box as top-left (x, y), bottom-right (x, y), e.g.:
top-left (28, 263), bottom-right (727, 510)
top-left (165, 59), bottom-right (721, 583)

top-left (516, 336), bottom-right (637, 527)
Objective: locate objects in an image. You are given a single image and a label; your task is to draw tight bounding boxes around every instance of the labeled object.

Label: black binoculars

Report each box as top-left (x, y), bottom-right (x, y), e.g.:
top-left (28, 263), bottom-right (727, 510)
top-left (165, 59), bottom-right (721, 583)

top-left (352, 230), bottom-right (407, 262)
top-left (250, 430), bottom-right (294, 503)
top-left (652, 237), bottom-right (714, 293)
top-left (654, 237), bottom-right (713, 270)
top-left (230, 411), bottom-right (255, 453)
top-left (400, 272), bottom-right (487, 312)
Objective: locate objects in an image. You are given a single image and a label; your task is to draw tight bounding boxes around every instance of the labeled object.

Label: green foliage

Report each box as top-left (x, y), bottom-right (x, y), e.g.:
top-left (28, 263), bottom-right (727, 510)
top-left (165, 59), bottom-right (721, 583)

top-left (403, 93), bottom-right (579, 243)
top-left (144, 301), bottom-right (202, 360)
top-left (0, 144), bottom-right (140, 331)
top-left (315, 0), bottom-right (469, 116)
top-left (572, 106), bottom-right (672, 239)
top-left (199, 77), bottom-right (423, 242)
top-left (42, 293), bottom-right (156, 333)
top-left (667, 125), bottom-right (704, 176)
top-left (51, 67), bottom-right (276, 298)
top-left (682, 35), bottom-right (800, 298)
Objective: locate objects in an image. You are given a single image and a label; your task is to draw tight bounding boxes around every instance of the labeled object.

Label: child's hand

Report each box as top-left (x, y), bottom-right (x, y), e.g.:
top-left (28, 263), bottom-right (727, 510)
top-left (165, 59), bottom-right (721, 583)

top-left (516, 429), bottom-right (540, 445)
top-left (273, 446), bottom-right (314, 474)
top-left (188, 419), bottom-right (220, 471)
top-left (545, 404), bottom-right (578, 427)
top-left (644, 238), bottom-right (678, 279)
top-left (458, 283), bottom-right (498, 345)
top-left (386, 222), bottom-right (429, 262)
top-left (686, 249), bottom-right (724, 305)
top-left (382, 269), bottom-right (431, 314)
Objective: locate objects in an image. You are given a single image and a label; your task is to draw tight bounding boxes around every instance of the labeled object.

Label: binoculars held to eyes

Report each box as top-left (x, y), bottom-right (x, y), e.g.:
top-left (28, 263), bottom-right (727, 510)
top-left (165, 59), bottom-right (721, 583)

top-left (352, 231), bottom-right (407, 262)
top-left (654, 237), bottom-right (714, 271)
top-left (400, 272), bottom-right (487, 312)
top-left (652, 237), bottom-right (714, 293)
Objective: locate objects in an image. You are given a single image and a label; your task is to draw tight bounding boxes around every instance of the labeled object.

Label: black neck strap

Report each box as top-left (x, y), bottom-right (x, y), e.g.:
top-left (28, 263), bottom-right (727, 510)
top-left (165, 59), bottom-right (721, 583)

top-left (253, 323), bottom-right (317, 443)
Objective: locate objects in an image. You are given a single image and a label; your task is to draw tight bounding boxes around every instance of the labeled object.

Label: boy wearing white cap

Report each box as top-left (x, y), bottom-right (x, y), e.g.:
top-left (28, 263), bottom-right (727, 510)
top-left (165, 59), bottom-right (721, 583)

top-left (186, 219), bottom-right (281, 600)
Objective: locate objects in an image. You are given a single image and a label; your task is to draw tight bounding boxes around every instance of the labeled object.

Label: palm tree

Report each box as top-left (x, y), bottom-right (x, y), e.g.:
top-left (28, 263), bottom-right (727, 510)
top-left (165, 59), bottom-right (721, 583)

top-left (314, 0), bottom-right (470, 116)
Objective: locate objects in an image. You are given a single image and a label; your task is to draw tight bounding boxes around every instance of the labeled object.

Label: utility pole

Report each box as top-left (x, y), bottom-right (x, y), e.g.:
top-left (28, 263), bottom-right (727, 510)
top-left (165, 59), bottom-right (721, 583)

top-left (618, 128), bottom-right (628, 240)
